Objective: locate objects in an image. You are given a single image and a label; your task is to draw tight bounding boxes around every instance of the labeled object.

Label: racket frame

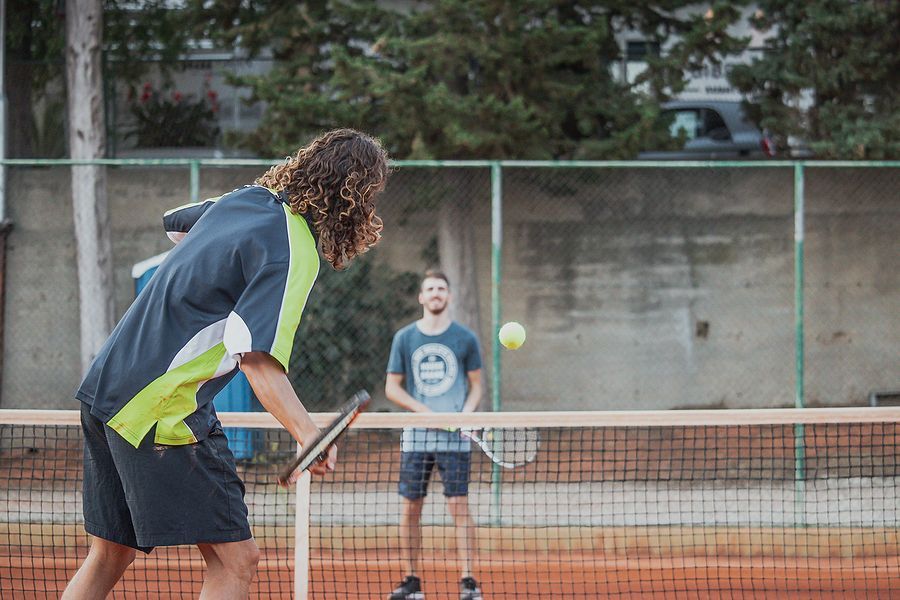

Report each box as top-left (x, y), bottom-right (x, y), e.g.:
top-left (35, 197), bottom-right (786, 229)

top-left (459, 426), bottom-right (539, 469)
top-left (276, 389), bottom-right (370, 485)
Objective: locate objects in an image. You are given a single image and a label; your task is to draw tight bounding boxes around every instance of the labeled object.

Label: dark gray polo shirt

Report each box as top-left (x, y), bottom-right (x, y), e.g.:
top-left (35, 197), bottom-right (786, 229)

top-left (76, 185), bottom-right (319, 447)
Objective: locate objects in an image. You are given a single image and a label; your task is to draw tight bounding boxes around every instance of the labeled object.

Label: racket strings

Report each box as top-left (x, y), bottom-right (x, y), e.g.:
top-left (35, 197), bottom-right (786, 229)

top-left (484, 427), bottom-right (540, 466)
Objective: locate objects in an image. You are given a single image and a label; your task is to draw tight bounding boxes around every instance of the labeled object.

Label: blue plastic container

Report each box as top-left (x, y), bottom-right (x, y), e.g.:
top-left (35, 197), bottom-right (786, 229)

top-left (132, 252), bottom-right (259, 459)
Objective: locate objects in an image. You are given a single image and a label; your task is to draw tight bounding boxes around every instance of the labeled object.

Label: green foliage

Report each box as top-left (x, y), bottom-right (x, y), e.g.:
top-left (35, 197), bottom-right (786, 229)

top-left (33, 97), bottom-right (68, 158)
top-left (127, 82), bottom-right (220, 147)
top-left (185, 0), bottom-right (393, 155)
top-left (6, 0), bottom-right (199, 156)
top-left (5, 0), bottom-right (195, 92)
top-left (729, 1), bottom-right (900, 159)
top-left (6, 0), bottom-right (65, 92)
top-left (193, 0), bottom-right (746, 159)
top-left (288, 258), bottom-right (419, 411)
top-left (103, 1), bottom-right (197, 83)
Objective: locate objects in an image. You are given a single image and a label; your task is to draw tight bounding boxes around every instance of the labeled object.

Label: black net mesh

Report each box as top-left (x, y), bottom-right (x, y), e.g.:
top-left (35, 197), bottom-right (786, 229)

top-left (2, 414), bottom-right (898, 598)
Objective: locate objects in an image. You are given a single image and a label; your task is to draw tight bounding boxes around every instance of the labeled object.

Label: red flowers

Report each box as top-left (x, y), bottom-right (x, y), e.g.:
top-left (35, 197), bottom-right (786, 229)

top-left (207, 90), bottom-right (219, 113)
top-left (127, 82), bottom-right (220, 147)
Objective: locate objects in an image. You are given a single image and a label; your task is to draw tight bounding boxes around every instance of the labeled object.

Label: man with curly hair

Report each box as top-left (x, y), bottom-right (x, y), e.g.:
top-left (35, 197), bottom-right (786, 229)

top-left (63, 129), bottom-right (389, 600)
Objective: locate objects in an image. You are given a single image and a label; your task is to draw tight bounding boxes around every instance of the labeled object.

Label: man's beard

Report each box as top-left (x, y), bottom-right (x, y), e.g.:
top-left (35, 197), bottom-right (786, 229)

top-left (426, 301), bottom-right (447, 315)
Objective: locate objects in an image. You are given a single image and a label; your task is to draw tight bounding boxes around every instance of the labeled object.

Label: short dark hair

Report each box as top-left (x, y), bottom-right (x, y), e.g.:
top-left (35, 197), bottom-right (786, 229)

top-left (421, 269), bottom-right (450, 289)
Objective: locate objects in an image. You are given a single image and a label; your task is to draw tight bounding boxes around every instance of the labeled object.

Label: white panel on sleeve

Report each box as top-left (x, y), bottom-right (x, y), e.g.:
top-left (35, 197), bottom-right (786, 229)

top-left (224, 311), bottom-right (253, 359)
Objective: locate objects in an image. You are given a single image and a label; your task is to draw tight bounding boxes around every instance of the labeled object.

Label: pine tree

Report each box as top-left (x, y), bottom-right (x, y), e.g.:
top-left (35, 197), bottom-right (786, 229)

top-left (186, 0), bottom-right (395, 154)
top-left (192, 1), bottom-right (748, 369)
top-left (6, 0), bottom-right (195, 157)
top-left (199, 0), bottom-right (746, 159)
top-left (729, 1), bottom-right (900, 159)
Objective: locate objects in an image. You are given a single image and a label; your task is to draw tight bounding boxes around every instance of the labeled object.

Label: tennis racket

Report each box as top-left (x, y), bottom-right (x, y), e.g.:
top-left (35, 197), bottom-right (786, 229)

top-left (276, 389), bottom-right (370, 486)
top-left (456, 427), bottom-right (539, 469)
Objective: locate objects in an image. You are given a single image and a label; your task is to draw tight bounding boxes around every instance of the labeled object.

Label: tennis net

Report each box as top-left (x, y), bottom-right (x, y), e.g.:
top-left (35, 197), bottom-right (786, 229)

top-left (1, 408), bottom-right (898, 599)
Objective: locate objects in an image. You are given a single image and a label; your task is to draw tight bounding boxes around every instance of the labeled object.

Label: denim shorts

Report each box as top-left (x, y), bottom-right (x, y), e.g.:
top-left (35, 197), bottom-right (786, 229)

top-left (80, 402), bottom-right (251, 552)
top-left (398, 451), bottom-right (471, 499)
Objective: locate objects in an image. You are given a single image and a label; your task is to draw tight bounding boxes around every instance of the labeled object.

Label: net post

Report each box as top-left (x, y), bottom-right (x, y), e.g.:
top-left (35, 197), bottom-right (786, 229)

top-left (793, 162), bottom-right (807, 527)
top-left (294, 459), bottom-right (312, 599)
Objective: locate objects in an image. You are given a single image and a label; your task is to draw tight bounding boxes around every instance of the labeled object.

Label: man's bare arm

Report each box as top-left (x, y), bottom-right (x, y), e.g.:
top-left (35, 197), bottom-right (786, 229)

top-left (385, 373), bottom-right (432, 413)
top-left (240, 352), bottom-right (335, 474)
top-left (462, 369), bottom-right (483, 413)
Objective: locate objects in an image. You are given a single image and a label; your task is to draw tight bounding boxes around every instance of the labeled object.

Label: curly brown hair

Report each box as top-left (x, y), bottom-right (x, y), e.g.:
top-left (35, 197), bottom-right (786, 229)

top-left (255, 129), bottom-right (389, 270)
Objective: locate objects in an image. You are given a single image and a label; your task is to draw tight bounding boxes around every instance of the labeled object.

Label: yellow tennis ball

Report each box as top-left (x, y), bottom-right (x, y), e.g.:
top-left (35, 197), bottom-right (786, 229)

top-left (499, 321), bottom-right (526, 350)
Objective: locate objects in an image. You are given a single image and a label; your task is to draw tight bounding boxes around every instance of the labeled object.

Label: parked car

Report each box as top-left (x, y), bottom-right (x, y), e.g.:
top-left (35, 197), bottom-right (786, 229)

top-left (638, 100), bottom-right (776, 160)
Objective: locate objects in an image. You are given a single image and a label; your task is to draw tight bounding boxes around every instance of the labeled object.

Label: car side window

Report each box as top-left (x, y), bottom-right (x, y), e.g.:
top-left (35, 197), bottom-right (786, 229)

top-left (703, 109), bottom-right (731, 141)
top-left (667, 109), bottom-right (700, 140)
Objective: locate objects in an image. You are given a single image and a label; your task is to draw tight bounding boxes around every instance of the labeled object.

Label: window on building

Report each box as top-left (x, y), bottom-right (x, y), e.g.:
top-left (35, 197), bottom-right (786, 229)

top-left (626, 41), bottom-right (661, 61)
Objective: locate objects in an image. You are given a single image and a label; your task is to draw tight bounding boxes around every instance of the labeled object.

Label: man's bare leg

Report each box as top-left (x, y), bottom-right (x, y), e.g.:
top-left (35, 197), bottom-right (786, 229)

top-left (62, 536), bottom-right (136, 600)
top-left (197, 539), bottom-right (260, 600)
top-left (400, 497), bottom-right (425, 575)
top-left (447, 496), bottom-right (476, 578)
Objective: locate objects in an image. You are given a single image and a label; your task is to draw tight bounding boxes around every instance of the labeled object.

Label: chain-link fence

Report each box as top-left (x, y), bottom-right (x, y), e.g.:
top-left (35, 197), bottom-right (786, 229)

top-left (0, 160), bottom-right (896, 412)
top-left (803, 167), bottom-right (899, 407)
top-left (288, 166), bottom-right (492, 411)
top-left (500, 166), bottom-right (797, 410)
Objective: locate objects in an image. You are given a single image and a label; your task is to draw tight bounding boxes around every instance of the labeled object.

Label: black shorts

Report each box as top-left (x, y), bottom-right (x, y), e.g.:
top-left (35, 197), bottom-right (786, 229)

top-left (80, 402), bottom-right (251, 552)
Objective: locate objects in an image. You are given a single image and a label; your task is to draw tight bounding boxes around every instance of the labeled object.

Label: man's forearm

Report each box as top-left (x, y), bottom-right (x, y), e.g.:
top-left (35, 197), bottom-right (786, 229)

top-left (241, 353), bottom-right (319, 444)
top-left (386, 380), bottom-right (431, 413)
top-left (462, 388), bottom-right (482, 413)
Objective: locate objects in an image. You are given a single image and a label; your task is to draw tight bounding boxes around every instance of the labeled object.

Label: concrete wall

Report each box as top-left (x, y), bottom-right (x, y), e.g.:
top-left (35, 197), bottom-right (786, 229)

top-left (2, 166), bottom-right (897, 411)
top-left (496, 167), bottom-right (898, 410)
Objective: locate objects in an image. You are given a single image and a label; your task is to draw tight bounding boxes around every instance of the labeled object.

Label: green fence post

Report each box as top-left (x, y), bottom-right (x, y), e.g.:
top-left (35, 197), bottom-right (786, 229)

top-left (491, 162), bottom-right (503, 414)
top-left (490, 162), bottom-right (503, 525)
top-left (190, 161), bottom-right (200, 204)
top-left (794, 162), bottom-right (806, 527)
top-left (794, 162), bottom-right (806, 412)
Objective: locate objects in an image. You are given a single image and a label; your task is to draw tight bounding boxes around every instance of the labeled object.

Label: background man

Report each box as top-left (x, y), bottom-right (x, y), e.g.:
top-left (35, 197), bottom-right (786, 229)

top-left (385, 270), bottom-right (484, 600)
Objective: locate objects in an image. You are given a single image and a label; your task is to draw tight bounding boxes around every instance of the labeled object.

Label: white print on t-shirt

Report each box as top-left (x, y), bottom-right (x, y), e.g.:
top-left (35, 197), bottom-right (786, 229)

top-left (411, 343), bottom-right (459, 397)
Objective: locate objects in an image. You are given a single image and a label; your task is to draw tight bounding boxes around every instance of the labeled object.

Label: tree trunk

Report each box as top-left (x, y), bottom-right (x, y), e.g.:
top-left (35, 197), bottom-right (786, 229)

top-left (437, 194), bottom-right (482, 337)
top-left (66, 0), bottom-right (115, 373)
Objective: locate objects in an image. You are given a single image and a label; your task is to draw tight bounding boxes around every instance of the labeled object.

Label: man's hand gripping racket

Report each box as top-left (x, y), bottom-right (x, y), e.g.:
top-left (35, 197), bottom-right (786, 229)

top-left (277, 390), bottom-right (370, 486)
